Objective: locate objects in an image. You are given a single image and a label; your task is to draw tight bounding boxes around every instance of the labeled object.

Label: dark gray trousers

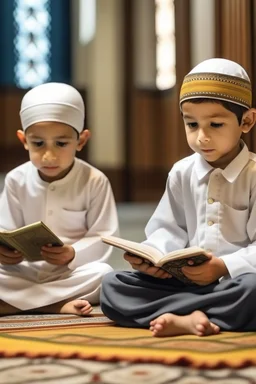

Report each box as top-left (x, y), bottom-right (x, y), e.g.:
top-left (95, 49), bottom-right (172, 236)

top-left (100, 271), bottom-right (256, 331)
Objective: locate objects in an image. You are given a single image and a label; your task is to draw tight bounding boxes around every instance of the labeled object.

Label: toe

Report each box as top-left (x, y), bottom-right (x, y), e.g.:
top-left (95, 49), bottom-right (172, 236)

top-left (196, 323), bottom-right (205, 333)
top-left (74, 300), bottom-right (89, 308)
top-left (81, 307), bottom-right (93, 315)
top-left (211, 323), bottom-right (220, 334)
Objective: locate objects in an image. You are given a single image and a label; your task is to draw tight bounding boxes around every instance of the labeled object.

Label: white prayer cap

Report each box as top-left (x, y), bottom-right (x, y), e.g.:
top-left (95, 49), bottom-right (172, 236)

top-left (180, 58), bottom-right (252, 109)
top-left (20, 82), bottom-right (85, 133)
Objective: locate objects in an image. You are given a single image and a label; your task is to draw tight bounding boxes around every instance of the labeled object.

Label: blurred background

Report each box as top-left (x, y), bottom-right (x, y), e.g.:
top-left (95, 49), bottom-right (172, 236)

top-left (0, 0), bottom-right (256, 268)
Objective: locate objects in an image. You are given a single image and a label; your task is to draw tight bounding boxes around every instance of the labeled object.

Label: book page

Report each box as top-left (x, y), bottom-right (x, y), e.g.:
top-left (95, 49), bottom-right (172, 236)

top-left (101, 236), bottom-right (163, 263)
top-left (160, 246), bottom-right (208, 263)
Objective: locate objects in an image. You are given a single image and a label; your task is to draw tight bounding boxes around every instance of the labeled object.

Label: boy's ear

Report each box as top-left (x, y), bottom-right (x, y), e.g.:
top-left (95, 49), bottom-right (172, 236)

top-left (241, 108), bottom-right (256, 133)
top-left (16, 130), bottom-right (29, 150)
top-left (77, 129), bottom-right (91, 151)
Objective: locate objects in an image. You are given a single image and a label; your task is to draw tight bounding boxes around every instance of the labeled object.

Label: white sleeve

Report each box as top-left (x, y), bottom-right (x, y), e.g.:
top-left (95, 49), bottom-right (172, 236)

top-left (143, 169), bottom-right (188, 254)
top-left (68, 175), bottom-right (119, 269)
top-left (0, 175), bottom-right (24, 230)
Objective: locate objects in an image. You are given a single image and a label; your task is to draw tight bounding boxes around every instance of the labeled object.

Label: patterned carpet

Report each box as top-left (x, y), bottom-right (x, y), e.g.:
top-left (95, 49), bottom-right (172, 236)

top-left (0, 358), bottom-right (256, 383)
top-left (0, 308), bottom-right (256, 383)
top-left (0, 307), bottom-right (111, 331)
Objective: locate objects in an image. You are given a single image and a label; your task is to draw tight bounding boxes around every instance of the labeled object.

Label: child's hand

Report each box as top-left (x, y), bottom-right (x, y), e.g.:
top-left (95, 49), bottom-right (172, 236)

top-left (0, 245), bottom-right (24, 265)
top-left (41, 244), bottom-right (75, 265)
top-left (124, 252), bottom-right (171, 279)
top-left (182, 253), bottom-right (228, 285)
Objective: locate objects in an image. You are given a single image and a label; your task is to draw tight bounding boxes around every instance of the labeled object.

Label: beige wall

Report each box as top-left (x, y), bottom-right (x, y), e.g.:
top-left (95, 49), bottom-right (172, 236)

top-left (133, 0), bottom-right (156, 88)
top-left (72, 0), bottom-right (215, 167)
top-left (72, 0), bottom-right (124, 167)
top-left (190, 0), bottom-right (215, 68)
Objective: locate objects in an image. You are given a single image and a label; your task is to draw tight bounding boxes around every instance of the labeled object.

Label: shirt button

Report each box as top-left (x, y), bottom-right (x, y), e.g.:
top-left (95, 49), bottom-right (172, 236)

top-left (208, 198), bottom-right (214, 204)
top-left (48, 210), bottom-right (53, 216)
top-left (49, 185), bottom-right (55, 191)
top-left (207, 220), bottom-right (214, 226)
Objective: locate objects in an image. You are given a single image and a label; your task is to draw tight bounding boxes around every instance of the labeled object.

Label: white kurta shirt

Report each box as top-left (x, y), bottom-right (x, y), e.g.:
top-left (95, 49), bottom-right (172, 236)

top-left (144, 142), bottom-right (256, 279)
top-left (0, 157), bottom-right (119, 268)
top-left (0, 158), bottom-right (119, 310)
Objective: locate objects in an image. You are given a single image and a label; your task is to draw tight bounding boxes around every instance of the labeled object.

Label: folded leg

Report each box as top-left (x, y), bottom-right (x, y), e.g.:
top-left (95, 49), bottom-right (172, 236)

top-left (100, 271), bottom-right (256, 332)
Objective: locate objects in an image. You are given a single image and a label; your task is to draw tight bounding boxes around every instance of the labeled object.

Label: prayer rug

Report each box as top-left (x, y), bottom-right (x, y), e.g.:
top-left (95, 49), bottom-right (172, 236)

top-left (0, 306), bottom-right (112, 331)
top-left (0, 308), bottom-right (256, 369)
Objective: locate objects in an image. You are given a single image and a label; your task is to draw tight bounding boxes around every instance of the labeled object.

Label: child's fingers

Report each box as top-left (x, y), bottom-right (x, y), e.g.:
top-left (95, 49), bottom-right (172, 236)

top-left (41, 245), bottom-right (63, 253)
top-left (0, 246), bottom-right (22, 256)
top-left (0, 254), bottom-right (24, 264)
top-left (153, 269), bottom-right (172, 279)
top-left (124, 253), bottom-right (144, 265)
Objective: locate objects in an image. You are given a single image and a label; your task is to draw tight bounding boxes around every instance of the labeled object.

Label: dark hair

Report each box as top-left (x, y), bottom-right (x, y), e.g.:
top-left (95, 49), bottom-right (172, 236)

top-left (181, 98), bottom-right (247, 125)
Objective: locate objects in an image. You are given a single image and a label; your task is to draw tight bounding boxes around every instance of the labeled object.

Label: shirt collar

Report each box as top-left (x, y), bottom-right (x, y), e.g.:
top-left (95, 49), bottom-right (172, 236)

top-left (222, 141), bottom-right (249, 182)
top-left (194, 153), bottom-right (213, 180)
top-left (195, 140), bottom-right (250, 182)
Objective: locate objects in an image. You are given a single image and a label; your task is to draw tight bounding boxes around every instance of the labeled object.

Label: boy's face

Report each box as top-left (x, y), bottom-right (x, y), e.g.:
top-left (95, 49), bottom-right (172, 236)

top-left (181, 101), bottom-right (255, 168)
top-left (17, 122), bottom-right (90, 182)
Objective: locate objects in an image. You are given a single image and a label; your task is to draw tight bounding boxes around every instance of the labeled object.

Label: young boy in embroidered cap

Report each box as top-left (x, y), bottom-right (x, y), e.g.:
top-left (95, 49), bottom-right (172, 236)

top-left (0, 82), bottom-right (119, 316)
top-left (101, 58), bottom-right (256, 336)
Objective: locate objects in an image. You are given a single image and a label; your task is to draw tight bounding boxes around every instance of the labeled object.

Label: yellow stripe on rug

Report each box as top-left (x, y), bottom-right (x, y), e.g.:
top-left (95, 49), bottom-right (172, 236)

top-left (0, 326), bottom-right (256, 368)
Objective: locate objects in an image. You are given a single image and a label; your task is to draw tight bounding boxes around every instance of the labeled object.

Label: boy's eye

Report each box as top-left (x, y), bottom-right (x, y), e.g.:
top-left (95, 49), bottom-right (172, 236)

top-left (56, 141), bottom-right (68, 147)
top-left (32, 141), bottom-right (44, 147)
top-left (187, 122), bottom-right (198, 128)
top-left (211, 122), bottom-right (223, 128)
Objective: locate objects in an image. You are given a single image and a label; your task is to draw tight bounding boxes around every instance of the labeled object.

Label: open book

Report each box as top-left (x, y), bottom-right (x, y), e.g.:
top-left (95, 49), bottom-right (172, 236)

top-left (0, 221), bottom-right (63, 262)
top-left (101, 235), bottom-right (210, 285)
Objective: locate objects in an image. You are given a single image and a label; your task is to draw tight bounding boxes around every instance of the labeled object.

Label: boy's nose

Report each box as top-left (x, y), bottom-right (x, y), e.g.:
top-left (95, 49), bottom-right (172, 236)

top-left (42, 150), bottom-right (57, 162)
top-left (197, 129), bottom-right (210, 143)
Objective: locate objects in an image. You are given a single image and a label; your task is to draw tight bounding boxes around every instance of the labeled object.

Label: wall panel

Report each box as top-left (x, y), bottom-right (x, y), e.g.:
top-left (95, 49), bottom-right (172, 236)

top-left (126, 0), bottom-right (191, 201)
top-left (215, 0), bottom-right (256, 151)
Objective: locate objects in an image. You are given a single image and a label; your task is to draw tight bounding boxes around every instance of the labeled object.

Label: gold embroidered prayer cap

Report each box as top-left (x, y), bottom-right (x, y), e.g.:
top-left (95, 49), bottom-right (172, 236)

top-left (180, 58), bottom-right (252, 109)
top-left (20, 82), bottom-right (85, 133)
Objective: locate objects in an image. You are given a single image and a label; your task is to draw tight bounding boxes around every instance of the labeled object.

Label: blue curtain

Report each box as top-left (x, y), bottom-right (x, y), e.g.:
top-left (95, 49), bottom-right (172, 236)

top-left (49, 0), bottom-right (71, 83)
top-left (0, 1), bottom-right (15, 85)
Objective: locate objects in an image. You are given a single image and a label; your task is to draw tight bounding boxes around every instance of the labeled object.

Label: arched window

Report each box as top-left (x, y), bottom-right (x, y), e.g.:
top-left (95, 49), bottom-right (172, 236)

top-left (155, 0), bottom-right (176, 89)
top-left (132, 0), bottom-right (176, 90)
top-left (14, 0), bottom-right (51, 88)
top-left (0, 0), bottom-right (71, 88)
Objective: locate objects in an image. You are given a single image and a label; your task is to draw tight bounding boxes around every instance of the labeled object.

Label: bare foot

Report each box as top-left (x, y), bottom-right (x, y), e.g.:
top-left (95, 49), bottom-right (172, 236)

top-left (60, 299), bottom-right (93, 316)
top-left (149, 310), bottom-right (220, 337)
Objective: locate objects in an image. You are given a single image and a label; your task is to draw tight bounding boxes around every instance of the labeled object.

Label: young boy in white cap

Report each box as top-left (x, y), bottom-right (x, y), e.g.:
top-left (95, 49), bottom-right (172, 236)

top-left (0, 82), bottom-right (119, 316)
top-left (101, 58), bottom-right (256, 336)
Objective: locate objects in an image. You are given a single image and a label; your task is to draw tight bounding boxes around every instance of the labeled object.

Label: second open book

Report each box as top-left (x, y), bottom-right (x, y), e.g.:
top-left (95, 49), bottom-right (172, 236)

top-left (101, 235), bottom-right (210, 285)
